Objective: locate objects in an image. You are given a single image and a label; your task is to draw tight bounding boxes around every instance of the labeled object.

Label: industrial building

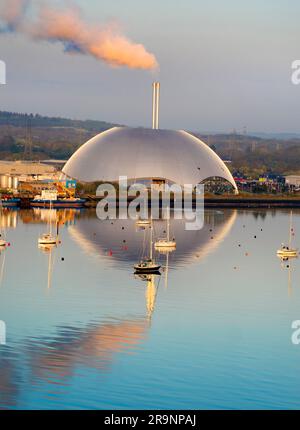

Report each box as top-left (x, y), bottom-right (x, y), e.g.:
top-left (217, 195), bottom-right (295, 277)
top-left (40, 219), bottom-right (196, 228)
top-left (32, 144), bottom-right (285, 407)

top-left (63, 83), bottom-right (238, 193)
top-left (0, 160), bottom-right (58, 191)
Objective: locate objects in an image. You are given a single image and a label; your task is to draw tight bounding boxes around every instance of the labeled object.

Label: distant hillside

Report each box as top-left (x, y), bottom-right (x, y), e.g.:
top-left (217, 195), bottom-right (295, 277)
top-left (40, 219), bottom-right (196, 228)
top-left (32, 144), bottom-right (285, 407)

top-left (0, 111), bottom-right (120, 161)
top-left (194, 132), bottom-right (300, 177)
top-left (0, 111), bottom-right (119, 132)
top-left (0, 111), bottom-right (300, 176)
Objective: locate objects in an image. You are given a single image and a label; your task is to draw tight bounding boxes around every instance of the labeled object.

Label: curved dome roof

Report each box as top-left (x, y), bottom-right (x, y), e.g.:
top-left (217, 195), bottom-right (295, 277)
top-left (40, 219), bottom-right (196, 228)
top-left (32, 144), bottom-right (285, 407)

top-left (63, 127), bottom-right (237, 190)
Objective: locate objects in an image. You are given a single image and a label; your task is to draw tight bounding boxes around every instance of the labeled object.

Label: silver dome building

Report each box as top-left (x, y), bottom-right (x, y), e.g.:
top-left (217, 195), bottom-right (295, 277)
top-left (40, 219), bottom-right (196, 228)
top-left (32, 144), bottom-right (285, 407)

top-left (63, 83), bottom-right (238, 192)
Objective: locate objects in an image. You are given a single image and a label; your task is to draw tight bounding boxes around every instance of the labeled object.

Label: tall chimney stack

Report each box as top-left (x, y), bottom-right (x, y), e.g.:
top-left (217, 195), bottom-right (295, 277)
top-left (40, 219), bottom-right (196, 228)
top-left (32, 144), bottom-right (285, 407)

top-left (152, 82), bottom-right (160, 129)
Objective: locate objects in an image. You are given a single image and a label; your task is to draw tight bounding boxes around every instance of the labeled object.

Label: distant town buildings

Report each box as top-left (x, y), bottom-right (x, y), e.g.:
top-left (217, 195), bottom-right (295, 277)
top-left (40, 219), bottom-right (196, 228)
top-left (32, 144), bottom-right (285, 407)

top-left (285, 175), bottom-right (300, 188)
top-left (231, 171), bottom-right (300, 194)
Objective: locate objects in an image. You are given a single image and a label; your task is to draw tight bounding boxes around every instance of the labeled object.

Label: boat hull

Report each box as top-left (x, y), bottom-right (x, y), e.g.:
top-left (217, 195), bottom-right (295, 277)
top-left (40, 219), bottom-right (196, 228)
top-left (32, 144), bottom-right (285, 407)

top-left (155, 241), bottom-right (176, 249)
top-left (277, 250), bottom-right (298, 257)
top-left (1, 199), bottom-right (20, 207)
top-left (134, 268), bottom-right (161, 274)
top-left (134, 263), bottom-right (161, 273)
top-left (38, 239), bottom-right (57, 245)
top-left (136, 221), bottom-right (151, 227)
top-left (31, 199), bottom-right (86, 208)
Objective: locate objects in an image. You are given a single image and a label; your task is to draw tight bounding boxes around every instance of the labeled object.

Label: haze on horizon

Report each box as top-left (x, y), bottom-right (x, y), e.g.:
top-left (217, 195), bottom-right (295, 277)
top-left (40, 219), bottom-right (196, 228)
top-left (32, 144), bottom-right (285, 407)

top-left (0, 0), bottom-right (299, 133)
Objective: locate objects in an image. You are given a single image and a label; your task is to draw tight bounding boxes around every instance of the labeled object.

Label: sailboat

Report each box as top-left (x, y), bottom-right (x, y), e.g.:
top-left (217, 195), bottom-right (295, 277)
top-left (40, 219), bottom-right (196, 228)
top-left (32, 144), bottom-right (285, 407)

top-left (134, 222), bottom-right (161, 273)
top-left (155, 215), bottom-right (176, 250)
top-left (136, 217), bottom-right (151, 227)
top-left (277, 210), bottom-right (298, 258)
top-left (38, 201), bottom-right (57, 246)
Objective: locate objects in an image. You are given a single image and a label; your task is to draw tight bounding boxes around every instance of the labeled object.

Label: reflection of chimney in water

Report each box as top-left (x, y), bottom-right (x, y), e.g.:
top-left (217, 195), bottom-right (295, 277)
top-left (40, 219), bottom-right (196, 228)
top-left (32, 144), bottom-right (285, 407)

top-left (152, 82), bottom-right (160, 130)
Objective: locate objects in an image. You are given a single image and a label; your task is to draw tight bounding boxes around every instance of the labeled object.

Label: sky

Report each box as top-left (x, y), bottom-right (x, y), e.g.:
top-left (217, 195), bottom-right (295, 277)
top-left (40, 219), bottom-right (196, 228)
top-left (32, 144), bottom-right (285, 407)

top-left (0, 0), bottom-right (300, 133)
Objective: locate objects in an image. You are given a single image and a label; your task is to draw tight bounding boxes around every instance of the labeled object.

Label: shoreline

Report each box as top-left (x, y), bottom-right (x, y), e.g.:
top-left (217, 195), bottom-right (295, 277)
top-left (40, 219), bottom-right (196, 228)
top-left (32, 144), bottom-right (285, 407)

top-left (83, 196), bottom-right (300, 209)
top-left (10, 195), bottom-right (300, 209)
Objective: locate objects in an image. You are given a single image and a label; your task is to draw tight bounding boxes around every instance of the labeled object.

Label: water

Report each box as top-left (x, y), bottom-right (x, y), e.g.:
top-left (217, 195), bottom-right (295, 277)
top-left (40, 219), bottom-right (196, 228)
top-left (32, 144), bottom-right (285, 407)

top-left (0, 208), bottom-right (300, 410)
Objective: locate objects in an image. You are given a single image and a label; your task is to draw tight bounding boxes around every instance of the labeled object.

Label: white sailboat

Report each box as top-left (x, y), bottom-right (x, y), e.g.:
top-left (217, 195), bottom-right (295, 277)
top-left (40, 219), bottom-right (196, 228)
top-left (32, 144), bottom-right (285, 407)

top-left (154, 215), bottom-right (176, 250)
top-left (136, 217), bottom-right (151, 227)
top-left (134, 222), bottom-right (161, 273)
top-left (38, 201), bottom-right (57, 246)
top-left (277, 210), bottom-right (298, 258)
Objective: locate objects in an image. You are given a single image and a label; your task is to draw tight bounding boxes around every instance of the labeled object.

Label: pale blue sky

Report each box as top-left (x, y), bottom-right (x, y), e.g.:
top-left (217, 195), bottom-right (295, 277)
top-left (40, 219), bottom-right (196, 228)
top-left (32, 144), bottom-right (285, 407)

top-left (0, 0), bottom-right (300, 132)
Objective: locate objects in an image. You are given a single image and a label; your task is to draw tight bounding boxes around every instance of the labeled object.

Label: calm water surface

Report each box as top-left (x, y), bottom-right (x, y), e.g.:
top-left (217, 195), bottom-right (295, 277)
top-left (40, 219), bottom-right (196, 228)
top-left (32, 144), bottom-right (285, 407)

top-left (0, 208), bottom-right (300, 410)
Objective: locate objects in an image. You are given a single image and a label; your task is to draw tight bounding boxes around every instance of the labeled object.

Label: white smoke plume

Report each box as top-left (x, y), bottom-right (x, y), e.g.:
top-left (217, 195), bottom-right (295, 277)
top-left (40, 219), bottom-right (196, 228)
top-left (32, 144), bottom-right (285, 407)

top-left (0, 0), bottom-right (158, 70)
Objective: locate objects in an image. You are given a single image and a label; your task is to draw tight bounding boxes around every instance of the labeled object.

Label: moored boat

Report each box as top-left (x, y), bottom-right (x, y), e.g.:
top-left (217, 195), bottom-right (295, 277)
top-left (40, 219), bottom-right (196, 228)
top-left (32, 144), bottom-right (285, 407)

top-left (31, 197), bottom-right (86, 208)
top-left (136, 218), bottom-right (151, 227)
top-left (277, 247), bottom-right (298, 258)
top-left (154, 215), bottom-right (176, 251)
top-left (38, 233), bottom-right (57, 246)
top-left (1, 198), bottom-right (20, 207)
top-left (134, 220), bottom-right (161, 274)
top-left (38, 200), bottom-right (58, 246)
top-left (134, 259), bottom-right (161, 273)
top-left (276, 211), bottom-right (298, 258)
top-left (31, 190), bottom-right (85, 208)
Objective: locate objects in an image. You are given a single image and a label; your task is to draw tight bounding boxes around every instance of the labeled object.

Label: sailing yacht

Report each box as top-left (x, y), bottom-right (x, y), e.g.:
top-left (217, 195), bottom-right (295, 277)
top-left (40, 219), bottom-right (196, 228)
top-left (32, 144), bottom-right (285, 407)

top-left (155, 215), bottom-right (176, 250)
top-left (38, 201), bottom-right (57, 246)
top-left (134, 223), bottom-right (161, 273)
top-left (277, 210), bottom-right (298, 258)
top-left (136, 217), bottom-right (151, 227)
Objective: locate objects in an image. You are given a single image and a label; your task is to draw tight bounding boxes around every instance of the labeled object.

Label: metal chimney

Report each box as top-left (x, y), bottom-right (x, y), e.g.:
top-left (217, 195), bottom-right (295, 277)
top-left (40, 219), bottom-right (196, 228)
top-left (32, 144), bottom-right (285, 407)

top-left (152, 82), bottom-right (160, 129)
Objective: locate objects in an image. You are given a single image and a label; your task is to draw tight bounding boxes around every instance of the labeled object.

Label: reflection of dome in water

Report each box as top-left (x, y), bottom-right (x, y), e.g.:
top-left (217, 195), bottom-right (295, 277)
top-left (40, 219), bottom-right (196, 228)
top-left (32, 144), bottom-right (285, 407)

top-left (68, 210), bottom-right (237, 268)
top-left (62, 127), bottom-right (237, 191)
